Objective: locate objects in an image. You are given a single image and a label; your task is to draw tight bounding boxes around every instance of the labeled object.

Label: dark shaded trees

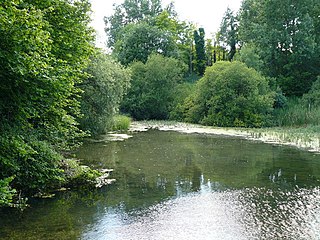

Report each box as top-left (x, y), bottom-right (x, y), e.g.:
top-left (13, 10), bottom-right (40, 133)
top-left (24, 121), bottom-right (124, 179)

top-left (193, 28), bottom-right (206, 76)
top-left (121, 54), bottom-right (187, 120)
top-left (218, 8), bottom-right (238, 61)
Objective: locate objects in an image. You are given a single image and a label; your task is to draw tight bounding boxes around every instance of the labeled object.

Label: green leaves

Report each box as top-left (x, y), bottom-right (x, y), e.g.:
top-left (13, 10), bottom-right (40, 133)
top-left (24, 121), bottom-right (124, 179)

top-left (114, 22), bottom-right (177, 65)
top-left (104, 0), bottom-right (164, 48)
top-left (239, 0), bottom-right (320, 96)
top-left (79, 52), bottom-right (131, 135)
top-left (186, 61), bottom-right (275, 127)
top-left (121, 54), bottom-right (187, 120)
top-left (0, 177), bottom-right (16, 207)
top-left (0, 0), bottom-right (94, 197)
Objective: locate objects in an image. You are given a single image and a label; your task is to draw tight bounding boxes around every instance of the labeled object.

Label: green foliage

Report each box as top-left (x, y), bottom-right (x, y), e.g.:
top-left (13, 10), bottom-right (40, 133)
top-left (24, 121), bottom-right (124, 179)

top-left (121, 54), bottom-right (187, 120)
top-left (302, 76), bottom-right (320, 107)
top-left (273, 97), bottom-right (320, 127)
top-left (0, 0), bottom-right (94, 200)
top-left (114, 22), bottom-right (177, 65)
top-left (79, 52), bottom-right (131, 135)
top-left (218, 8), bottom-right (238, 61)
top-left (169, 83), bottom-right (196, 121)
top-left (239, 0), bottom-right (320, 96)
top-left (111, 115), bottom-right (132, 131)
top-left (104, 0), bottom-right (165, 48)
top-left (105, 0), bottom-right (196, 73)
top-left (62, 159), bottom-right (101, 188)
top-left (185, 61), bottom-right (275, 127)
top-left (0, 177), bottom-right (16, 207)
top-left (272, 77), bottom-right (320, 127)
top-left (235, 44), bottom-right (263, 72)
top-left (193, 28), bottom-right (206, 76)
top-left (0, 127), bottom-right (64, 194)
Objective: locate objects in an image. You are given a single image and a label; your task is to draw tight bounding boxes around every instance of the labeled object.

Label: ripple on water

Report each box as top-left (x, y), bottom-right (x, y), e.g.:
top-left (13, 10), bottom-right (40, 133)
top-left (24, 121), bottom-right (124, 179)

top-left (81, 187), bottom-right (320, 240)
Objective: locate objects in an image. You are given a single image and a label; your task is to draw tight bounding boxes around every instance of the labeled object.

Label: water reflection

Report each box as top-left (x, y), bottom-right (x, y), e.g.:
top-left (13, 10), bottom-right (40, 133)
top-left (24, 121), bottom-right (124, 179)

top-left (1, 130), bottom-right (320, 239)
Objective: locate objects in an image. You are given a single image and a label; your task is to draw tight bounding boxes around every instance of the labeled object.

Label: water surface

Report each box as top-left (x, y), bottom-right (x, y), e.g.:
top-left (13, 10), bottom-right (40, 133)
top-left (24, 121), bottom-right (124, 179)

top-left (1, 130), bottom-right (320, 239)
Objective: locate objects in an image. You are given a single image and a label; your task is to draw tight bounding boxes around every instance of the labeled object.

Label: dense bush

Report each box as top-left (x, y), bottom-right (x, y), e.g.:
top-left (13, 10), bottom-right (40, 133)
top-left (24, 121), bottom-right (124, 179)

top-left (0, 127), bottom-right (65, 194)
top-left (79, 52), bottom-right (131, 135)
top-left (272, 78), bottom-right (320, 127)
top-left (111, 115), bottom-right (132, 131)
top-left (121, 54), bottom-right (187, 120)
top-left (184, 61), bottom-right (275, 127)
top-left (0, 177), bottom-right (16, 207)
top-left (169, 83), bottom-right (196, 121)
top-left (0, 0), bottom-right (94, 205)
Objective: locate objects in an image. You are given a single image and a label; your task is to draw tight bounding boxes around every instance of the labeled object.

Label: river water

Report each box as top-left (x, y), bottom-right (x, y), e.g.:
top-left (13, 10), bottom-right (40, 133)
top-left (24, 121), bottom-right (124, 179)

top-left (1, 129), bottom-right (320, 239)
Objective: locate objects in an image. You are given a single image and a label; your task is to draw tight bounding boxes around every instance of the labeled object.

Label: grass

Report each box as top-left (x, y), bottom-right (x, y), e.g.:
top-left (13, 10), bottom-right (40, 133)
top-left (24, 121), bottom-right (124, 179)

top-left (272, 98), bottom-right (320, 127)
top-left (111, 115), bottom-right (131, 131)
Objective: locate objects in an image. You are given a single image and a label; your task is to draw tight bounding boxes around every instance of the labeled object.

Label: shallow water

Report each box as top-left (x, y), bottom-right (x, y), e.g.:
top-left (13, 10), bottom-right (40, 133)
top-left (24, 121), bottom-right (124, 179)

top-left (1, 130), bottom-right (320, 239)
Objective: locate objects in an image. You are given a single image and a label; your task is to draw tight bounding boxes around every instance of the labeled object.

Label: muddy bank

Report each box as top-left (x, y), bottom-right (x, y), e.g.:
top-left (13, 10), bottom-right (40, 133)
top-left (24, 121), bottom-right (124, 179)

top-left (129, 121), bottom-right (320, 153)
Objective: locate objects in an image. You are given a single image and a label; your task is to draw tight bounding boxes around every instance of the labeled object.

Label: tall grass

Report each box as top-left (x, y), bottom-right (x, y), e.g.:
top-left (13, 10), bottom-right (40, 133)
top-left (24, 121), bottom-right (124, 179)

top-left (273, 98), bottom-right (320, 127)
top-left (111, 115), bottom-right (131, 131)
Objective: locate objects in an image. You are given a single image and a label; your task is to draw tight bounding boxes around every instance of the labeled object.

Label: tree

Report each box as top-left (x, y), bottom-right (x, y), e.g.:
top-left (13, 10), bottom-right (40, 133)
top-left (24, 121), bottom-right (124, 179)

top-left (104, 0), bottom-right (165, 48)
top-left (193, 28), bottom-right (206, 76)
top-left (239, 0), bottom-right (320, 96)
top-left (79, 52), bottom-right (131, 135)
top-left (205, 39), bottom-right (215, 66)
top-left (218, 8), bottom-right (238, 61)
top-left (185, 61), bottom-right (275, 127)
top-left (114, 22), bottom-right (177, 65)
top-left (236, 43), bottom-right (263, 72)
top-left (121, 54), bottom-right (187, 120)
top-left (0, 0), bottom-right (94, 197)
top-left (155, 11), bottom-right (196, 75)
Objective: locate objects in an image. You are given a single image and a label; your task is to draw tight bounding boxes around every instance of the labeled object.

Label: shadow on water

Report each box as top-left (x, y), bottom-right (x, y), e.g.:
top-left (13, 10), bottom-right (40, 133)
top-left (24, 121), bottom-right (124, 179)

top-left (1, 129), bottom-right (320, 239)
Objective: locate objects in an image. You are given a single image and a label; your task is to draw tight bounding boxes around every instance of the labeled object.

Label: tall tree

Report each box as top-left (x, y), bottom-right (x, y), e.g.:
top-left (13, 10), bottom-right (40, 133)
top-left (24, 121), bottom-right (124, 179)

top-left (239, 0), bottom-right (320, 96)
top-left (194, 28), bottom-right (206, 76)
top-left (104, 0), bottom-right (166, 48)
top-left (0, 0), bottom-right (94, 195)
top-left (218, 8), bottom-right (238, 61)
top-left (114, 22), bottom-right (177, 65)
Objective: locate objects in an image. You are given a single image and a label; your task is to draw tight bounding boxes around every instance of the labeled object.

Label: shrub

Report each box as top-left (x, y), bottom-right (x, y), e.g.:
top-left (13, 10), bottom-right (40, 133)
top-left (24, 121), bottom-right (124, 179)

top-left (0, 177), bottom-right (16, 207)
top-left (121, 54), bottom-right (187, 120)
top-left (169, 83), bottom-right (196, 121)
top-left (62, 159), bottom-right (101, 188)
top-left (79, 52), bottom-right (131, 135)
top-left (302, 76), bottom-right (320, 107)
top-left (0, 128), bottom-right (64, 195)
top-left (185, 61), bottom-right (275, 127)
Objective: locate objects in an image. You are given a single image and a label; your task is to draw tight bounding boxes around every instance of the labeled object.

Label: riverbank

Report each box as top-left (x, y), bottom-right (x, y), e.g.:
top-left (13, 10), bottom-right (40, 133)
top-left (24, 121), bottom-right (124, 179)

top-left (129, 121), bottom-right (320, 153)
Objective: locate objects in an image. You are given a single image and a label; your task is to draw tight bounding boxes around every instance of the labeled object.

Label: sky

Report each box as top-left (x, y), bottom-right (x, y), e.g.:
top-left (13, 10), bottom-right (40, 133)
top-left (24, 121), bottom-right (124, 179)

top-left (90, 0), bottom-right (243, 49)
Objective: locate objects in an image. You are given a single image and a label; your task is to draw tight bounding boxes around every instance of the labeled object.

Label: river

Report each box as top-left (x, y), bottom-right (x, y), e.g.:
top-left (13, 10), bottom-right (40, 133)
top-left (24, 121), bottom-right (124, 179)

top-left (1, 129), bottom-right (320, 239)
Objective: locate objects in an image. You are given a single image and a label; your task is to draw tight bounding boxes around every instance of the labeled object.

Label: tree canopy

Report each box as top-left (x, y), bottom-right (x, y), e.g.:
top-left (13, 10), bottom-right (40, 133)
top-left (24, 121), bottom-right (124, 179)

top-left (239, 0), bottom-right (320, 96)
top-left (0, 0), bottom-right (94, 199)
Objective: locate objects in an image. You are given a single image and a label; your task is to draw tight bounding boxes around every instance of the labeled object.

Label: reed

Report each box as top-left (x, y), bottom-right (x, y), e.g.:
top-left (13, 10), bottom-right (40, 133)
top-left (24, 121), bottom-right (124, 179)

top-left (111, 115), bottom-right (131, 131)
top-left (273, 98), bottom-right (320, 127)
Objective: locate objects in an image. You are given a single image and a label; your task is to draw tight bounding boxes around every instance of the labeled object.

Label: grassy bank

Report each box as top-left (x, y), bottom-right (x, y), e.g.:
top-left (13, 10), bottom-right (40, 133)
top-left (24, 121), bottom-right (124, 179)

top-left (129, 121), bottom-right (320, 153)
